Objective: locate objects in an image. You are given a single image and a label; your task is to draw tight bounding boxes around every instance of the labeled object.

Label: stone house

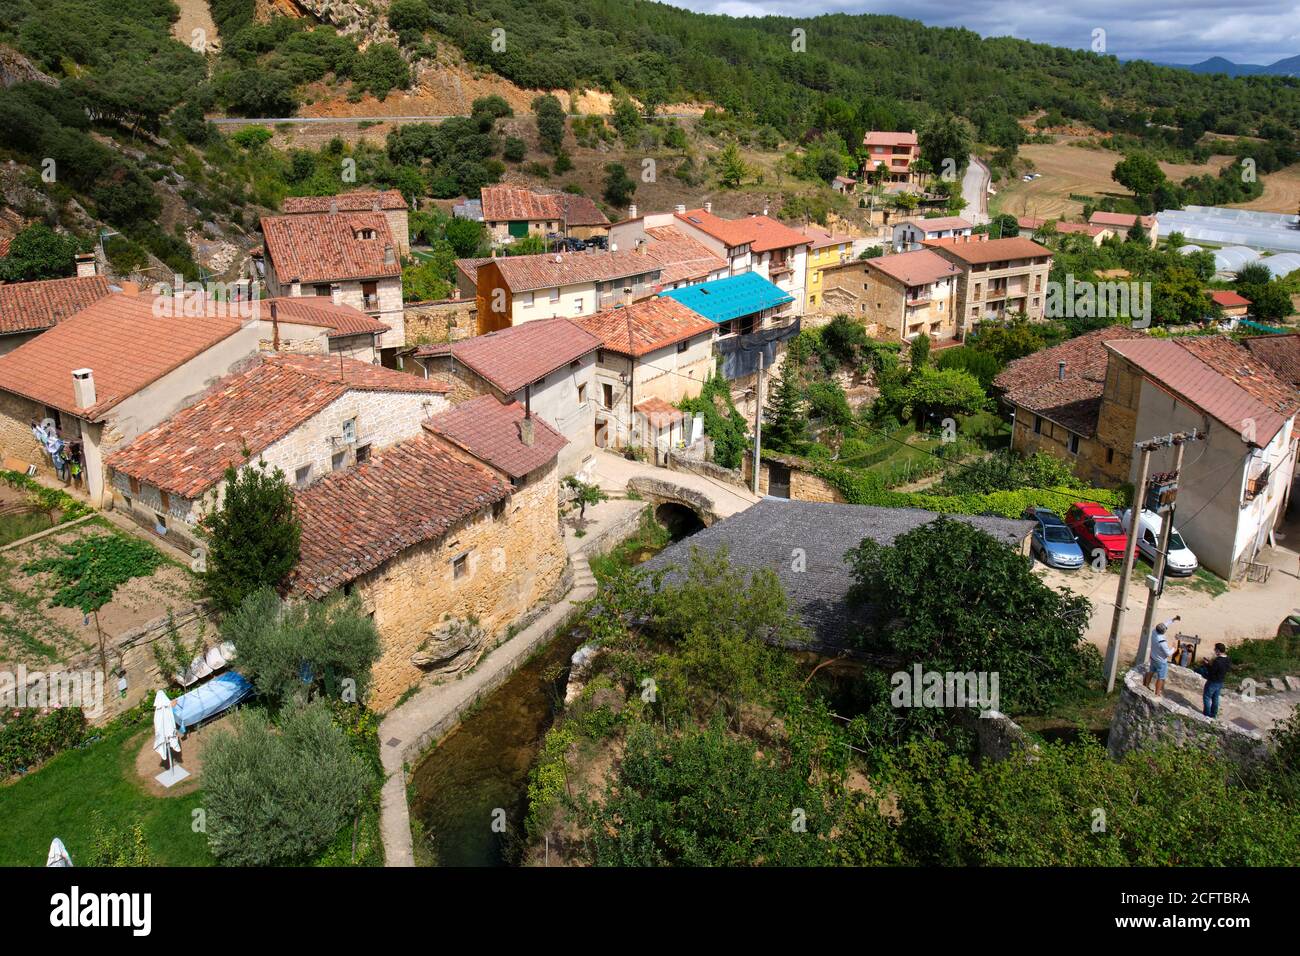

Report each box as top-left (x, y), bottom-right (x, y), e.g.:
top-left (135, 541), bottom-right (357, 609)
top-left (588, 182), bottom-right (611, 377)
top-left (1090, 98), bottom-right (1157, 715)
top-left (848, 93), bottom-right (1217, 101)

top-left (410, 317), bottom-right (600, 475)
top-left (819, 249), bottom-right (962, 342)
top-left (103, 353), bottom-right (451, 550)
top-left (480, 185), bottom-right (610, 244)
top-left (0, 264), bottom-right (113, 356)
top-left (925, 235), bottom-right (1053, 333)
top-left (280, 190), bottom-right (411, 256)
top-left (260, 295), bottom-right (391, 363)
top-left (891, 216), bottom-right (972, 253)
top-left (574, 297), bottom-right (716, 453)
top-left (0, 292), bottom-right (270, 505)
top-left (292, 415), bottom-right (568, 711)
top-left (258, 211), bottom-right (405, 362)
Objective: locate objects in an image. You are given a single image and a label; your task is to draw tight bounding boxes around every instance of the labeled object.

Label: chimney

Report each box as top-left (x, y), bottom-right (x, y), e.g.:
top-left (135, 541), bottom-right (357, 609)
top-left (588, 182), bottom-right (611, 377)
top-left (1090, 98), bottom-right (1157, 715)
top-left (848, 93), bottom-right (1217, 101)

top-left (329, 198), bottom-right (339, 215)
top-left (384, 244), bottom-right (396, 267)
top-left (519, 417), bottom-right (535, 447)
top-left (290, 277), bottom-right (301, 297)
top-left (270, 300), bottom-right (280, 351)
top-left (674, 203), bottom-right (686, 214)
top-left (71, 369), bottom-right (95, 409)
top-left (628, 203), bottom-right (638, 220)
top-left (330, 282), bottom-right (342, 305)
top-left (1058, 360), bottom-right (1066, 381)
top-left (74, 252), bottom-right (96, 278)
top-left (704, 201), bottom-right (712, 213)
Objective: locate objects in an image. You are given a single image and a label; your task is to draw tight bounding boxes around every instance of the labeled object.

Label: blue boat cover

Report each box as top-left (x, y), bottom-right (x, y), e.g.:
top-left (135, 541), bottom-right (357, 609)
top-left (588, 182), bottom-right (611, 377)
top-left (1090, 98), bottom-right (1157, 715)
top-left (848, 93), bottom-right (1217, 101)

top-left (173, 671), bottom-right (254, 733)
top-left (660, 272), bottom-right (793, 324)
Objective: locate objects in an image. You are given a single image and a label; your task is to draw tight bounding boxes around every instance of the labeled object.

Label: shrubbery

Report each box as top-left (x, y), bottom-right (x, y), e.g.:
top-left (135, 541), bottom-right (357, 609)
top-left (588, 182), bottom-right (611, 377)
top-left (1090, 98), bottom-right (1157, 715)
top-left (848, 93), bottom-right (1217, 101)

top-left (0, 707), bottom-right (87, 778)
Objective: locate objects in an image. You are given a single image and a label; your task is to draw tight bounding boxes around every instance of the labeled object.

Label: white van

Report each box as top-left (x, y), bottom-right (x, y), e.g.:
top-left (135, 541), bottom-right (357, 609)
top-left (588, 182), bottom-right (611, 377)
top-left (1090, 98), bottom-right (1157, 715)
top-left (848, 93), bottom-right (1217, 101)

top-left (1119, 509), bottom-right (1198, 576)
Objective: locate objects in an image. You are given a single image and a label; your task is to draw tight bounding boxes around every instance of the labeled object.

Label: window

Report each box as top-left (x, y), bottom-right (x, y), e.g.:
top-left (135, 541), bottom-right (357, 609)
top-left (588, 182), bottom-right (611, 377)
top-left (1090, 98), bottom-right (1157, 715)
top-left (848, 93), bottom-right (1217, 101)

top-left (361, 281), bottom-right (379, 310)
top-left (453, 553), bottom-right (469, 580)
top-left (332, 451), bottom-right (346, 471)
top-left (159, 491), bottom-right (171, 511)
top-left (493, 500), bottom-right (506, 521)
top-left (355, 444), bottom-right (371, 464)
top-left (522, 291), bottom-right (534, 307)
top-left (574, 297), bottom-right (585, 313)
top-left (677, 339), bottom-right (689, 353)
top-left (549, 288), bottom-right (560, 303)
top-left (1033, 416), bottom-right (1042, 435)
top-left (1106, 447), bottom-right (1114, 465)
top-left (314, 285), bottom-right (330, 297)
top-left (602, 383), bottom-right (614, 408)
top-left (342, 418), bottom-right (357, 444)
top-left (1068, 434), bottom-right (1080, 455)
top-left (129, 476), bottom-right (141, 494)
top-left (295, 464), bottom-right (312, 488)
top-left (577, 383), bottom-right (587, 405)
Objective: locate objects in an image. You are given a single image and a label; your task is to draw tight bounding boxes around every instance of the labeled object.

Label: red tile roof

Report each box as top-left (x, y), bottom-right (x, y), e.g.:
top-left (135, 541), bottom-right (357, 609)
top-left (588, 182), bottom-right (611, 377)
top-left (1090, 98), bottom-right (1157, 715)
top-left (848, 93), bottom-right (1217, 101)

top-left (794, 223), bottom-right (857, 251)
top-left (290, 434), bottom-right (508, 598)
top-left (455, 257), bottom-right (493, 286)
top-left (1055, 222), bottom-right (1111, 237)
top-left (424, 394), bottom-right (566, 479)
top-left (105, 353), bottom-right (448, 498)
top-left (575, 297), bottom-right (714, 357)
top-left (925, 235), bottom-right (1053, 266)
top-left (1017, 217), bottom-right (1047, 230)
top-left (414, 317), bottom-right (600, 394)
top-left (1242, 333), bottom-right (1300, 389)
top-left (0, 275), bottom-right (114, 336)
top-left (865, 249), bottom-right (962, 288)
top-left (899, 216), bottom-right (972, 234)
top-left (635, 396), bottom-right (686, 428)
top-left (674, 209), bottom-right (810, 253)
top-left (994, 326), bottom-right (1150, 436)
top-left (281, 189), bottom-right (408, 214)
top-left (1105, 336), bottom-right (1299, 444)
top-left (1209, 290), bottom-right (1251, 309)
top-left (264, 296), bottom-right (389, 338)
top-left (1089, 211), bottom-right (1157, 231)
top-left (480, 186), bottom-right (610, 227)
top-left (641, 226), bottom-right (727, 282)
top-left (0, 293), bottom-right (245, 419)
top-left (863, 130), bottom-right (918, 148)
top-left (261, 213), bottom-right (399, 284)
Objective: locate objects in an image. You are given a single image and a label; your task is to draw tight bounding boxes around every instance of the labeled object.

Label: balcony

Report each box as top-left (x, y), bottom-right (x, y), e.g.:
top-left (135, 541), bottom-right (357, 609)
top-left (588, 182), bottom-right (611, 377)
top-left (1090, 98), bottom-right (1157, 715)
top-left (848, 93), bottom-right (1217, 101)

top-left (362, 295), bottom-right (380, 312)
top-left (1245, 467), bottom-right (1271, 502)
top-left (905, 289), bottom-right (932, 306)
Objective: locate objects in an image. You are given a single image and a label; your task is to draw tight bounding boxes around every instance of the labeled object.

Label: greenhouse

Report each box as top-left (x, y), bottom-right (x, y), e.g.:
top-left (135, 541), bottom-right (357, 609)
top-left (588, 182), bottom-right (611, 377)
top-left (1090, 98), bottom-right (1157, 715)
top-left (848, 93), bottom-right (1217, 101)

top-left (1158, 205), bottom-right (1300, 255)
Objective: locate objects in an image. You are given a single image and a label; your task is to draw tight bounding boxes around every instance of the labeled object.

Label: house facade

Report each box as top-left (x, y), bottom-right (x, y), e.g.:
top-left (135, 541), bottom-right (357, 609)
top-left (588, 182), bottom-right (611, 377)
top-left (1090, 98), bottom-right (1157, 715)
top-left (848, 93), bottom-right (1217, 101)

top-left (259, 212), bottom-right (405, 360)
top-left (1089, 211), bottom-right (1159, 247)
top-left (820, 249), bottom-right (963, 342)
top-left (861, 130), bottom-right (920, 185)
top-left (796, 224), bottom-right (857, 313)
top-left (480, 185), bottom-right (610, 243)
top-left (925, 235), bottom-right (1054, 332)
top-left (892, 216), bottom-right (972, 253)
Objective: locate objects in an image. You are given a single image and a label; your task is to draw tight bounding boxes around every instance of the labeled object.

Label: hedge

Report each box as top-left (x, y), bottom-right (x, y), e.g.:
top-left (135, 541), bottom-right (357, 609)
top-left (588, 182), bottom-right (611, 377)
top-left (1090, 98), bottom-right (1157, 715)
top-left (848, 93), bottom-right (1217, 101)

top-left (0, 471), bottom-right (93, 523)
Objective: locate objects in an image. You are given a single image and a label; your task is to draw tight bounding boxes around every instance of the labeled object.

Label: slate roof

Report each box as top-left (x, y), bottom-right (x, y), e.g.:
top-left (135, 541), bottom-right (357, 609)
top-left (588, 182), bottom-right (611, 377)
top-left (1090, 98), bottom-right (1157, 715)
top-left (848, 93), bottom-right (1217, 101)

top-left (0, 275), bottom-right (114, 336)
top-left (865, 249), bottom-right (962, 287)
top-left (574, 297), bottom-right (714, 357)
top-left (674, 208), bottom-right (811, 253)
top-left (281, 190), bottom-right (408, 213)
top-left (641, 499), bottom-right (1032, 648)
top-left (1242, 333), bottom-right (1300, 389)
top-left (105, 354), bottom-right (448, 498)
top-left (414, 317), bottom-right (600, 394)
top-left (290, 434), bottom-right (508, 599)
top-left (993, 326), bottom-right (1149, 436)
top-left (0, 293), bottom-right (245, 419)
top-left (1106, 336), bottom-right (1299, 444)
top-left (264, 297), bottom-right (389, 338)
top-left (260, 213), bottom-right (399, 284)
top-left (424, 394), bottom-right (566, 479)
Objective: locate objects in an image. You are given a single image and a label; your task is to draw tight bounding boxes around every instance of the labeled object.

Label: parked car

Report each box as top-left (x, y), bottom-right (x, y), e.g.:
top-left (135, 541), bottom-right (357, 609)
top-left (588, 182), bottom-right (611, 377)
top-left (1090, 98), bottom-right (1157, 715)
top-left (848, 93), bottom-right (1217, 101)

top-left (1064, 502), bottom-right (1127, 562)
top-left (1119, 508), bottom-right (1199, 576)
top-left (1023, 507), bottom-right (1085, 570)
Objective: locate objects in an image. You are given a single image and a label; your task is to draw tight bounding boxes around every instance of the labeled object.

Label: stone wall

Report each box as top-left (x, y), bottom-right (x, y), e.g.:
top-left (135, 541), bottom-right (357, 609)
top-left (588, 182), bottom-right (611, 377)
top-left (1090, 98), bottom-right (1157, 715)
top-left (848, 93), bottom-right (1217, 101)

top-left (743, 451), bottom-right (847, 503)
top-left (404, 299), bottom-right (477, 346)
top-left (0, 390), bottom-right (53, 476)
top-left (666, 450), bottom-right (746, 488)
top-left (357, 461), bottom-right (567, 710)
top-left (1108, 666), bottom-right (1271, 768)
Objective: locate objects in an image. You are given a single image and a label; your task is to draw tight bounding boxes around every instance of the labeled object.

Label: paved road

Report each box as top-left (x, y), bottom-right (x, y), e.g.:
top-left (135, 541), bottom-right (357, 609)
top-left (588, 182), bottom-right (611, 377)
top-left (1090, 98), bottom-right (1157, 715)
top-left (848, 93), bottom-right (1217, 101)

top-left (962, 153), bottom-right (991, 225)
top-left (209, 113), bottom-right (699, 126)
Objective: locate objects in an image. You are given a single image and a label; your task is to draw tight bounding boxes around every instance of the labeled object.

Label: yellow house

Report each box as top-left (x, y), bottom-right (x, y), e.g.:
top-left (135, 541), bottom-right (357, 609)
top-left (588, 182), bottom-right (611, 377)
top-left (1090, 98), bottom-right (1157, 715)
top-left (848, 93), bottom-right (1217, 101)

top-left (796, 224), bottom-right (857, 313)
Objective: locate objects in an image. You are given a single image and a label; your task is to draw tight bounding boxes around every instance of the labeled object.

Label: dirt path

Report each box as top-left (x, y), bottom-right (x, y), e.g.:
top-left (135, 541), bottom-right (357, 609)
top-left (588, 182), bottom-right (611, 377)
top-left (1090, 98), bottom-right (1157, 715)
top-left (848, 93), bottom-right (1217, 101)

top-left (170, 0), bottom-right (220, 54)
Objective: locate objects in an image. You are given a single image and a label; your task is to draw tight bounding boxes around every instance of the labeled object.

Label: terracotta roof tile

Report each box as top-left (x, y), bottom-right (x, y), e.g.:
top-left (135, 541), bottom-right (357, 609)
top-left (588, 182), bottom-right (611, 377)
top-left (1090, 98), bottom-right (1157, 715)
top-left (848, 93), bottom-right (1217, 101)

top-left (575, 297), bottom-right (714, 357)
top-left (641, 226), bottom-right (727, 282)
top-left (261, 213), bottom-right (399, 284)
top-left (1242, 333), bottom-right (1300, 389)
top-left (105, 354), bottom-right (448, 498)
top-left (424, 394), bottom-right (566, 478)
top-left (925, 235), bottom-right (1053, 266)
top-left (0, 275), bottom-right (113, 336)
top-left (635, 396), bottom-right (686, 428)
top-left (898, 216), bottom-right (972, 233)
top-left (414, 317), bottom-right (599, 394)
top-left (1209, 290), bottom-right (1251, 308)
top-left (863, 130), bottom-right (918, 147)
top-left (0, 293), bottom-right (244, 419)
top-left (290, 434), bottom-right (508, 598)
top-left (264, 296), bottom-right (389, 338)
top-left (866, 249), bottom-right (962, 287)
top-left (794, 223), bottom-right (857, 250)
top-left (480, 186), bottom-right (609, 227)
top-left (1089, 211), bottom-right (1157, 230)
top-left (281, 190), bottom-right (408, 213)
top-left (1055, 222), bottom-right (1111, 237)
top-left (674, 209), bottom-right (811, 253)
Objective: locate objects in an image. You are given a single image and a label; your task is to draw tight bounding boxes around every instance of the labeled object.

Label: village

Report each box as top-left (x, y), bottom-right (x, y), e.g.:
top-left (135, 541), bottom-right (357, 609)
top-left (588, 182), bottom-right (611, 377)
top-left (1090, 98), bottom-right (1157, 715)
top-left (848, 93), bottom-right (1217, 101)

top-left (0, 0), bottom-right (1299, 885)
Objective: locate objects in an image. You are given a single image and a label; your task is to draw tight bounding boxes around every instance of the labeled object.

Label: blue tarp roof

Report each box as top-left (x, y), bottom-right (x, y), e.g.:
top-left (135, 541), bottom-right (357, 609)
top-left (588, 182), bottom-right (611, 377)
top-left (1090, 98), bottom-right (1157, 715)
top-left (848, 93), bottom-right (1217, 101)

top-left (173, 671), bottom-right (254, 733)
top-left (660, 272), bottom-right (793, 324)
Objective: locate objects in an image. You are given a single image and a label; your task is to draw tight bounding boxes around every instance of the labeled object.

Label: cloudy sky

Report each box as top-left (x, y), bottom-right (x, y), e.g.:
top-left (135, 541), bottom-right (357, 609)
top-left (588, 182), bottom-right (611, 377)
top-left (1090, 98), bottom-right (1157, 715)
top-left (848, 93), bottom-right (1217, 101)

top-left (666, 1), bottom-right (1300, 66)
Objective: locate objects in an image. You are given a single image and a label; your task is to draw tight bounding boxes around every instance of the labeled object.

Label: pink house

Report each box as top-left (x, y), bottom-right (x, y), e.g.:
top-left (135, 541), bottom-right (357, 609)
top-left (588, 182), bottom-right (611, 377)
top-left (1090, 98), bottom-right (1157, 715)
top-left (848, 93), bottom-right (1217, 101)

top-left (862, 130), bottom-right (919, 185)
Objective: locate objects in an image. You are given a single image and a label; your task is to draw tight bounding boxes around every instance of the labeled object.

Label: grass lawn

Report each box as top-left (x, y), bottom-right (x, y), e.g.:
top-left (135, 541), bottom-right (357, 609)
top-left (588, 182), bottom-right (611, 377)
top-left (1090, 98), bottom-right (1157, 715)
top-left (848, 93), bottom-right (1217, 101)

top-left (0, 720), bottom-right (213, 867)
top-left (1227, 624), bottom-right (1300, 685)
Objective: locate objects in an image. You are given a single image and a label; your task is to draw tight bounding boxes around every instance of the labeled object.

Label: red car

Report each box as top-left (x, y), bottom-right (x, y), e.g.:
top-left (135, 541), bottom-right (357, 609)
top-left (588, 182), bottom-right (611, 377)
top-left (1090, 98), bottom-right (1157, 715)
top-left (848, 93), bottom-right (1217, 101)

top-left (1064, 502), bottom-right (1127, 562)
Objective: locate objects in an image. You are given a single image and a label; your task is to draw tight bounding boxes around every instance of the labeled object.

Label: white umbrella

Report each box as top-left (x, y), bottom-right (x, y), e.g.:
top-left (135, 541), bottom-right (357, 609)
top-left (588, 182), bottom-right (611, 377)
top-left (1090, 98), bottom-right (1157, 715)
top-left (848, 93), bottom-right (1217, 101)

top-left (152, 690), bottom-right (180, 761)
top-left (46, 838), bottom-right (72, 867)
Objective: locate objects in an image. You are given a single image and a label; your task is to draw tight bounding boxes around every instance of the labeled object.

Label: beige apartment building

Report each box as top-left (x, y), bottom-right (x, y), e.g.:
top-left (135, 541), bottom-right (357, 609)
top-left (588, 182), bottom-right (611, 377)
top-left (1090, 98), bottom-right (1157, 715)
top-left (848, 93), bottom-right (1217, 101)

top-left (925, 235), bottom-right (1053, 334)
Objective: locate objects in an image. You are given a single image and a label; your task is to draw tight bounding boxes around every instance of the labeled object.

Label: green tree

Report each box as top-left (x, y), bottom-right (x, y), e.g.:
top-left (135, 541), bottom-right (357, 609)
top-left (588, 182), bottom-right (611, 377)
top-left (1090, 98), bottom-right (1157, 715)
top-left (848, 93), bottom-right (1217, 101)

top-left (202, 702), bottom-right (371, 866)
top-left (201, 461), bottom-right (301, 615)
top-left (0, 224), bottom-right (83, 282)
top-left (918, 115), bottom-right (974, 178)
top-left (909, 333), bottom-right (931, 369)
top-left (612, 94), bottom-right (642, 139)
top-left (1111, 153), bottom-right (1166, 210)
top-left (602, 162), bottom-right (637, 207)
top-left (532, 94), bottom-right (566, 155)
top-left (563, 475), bottom-right (609, 525)
top-left (763, 361), bottom-right (806, 452)
top-left (352, 44), bottom-right (410, 101)
top-left (220, 588), bottom-right (382, 707)
top-left (715, 141), bottom-right (749, 189)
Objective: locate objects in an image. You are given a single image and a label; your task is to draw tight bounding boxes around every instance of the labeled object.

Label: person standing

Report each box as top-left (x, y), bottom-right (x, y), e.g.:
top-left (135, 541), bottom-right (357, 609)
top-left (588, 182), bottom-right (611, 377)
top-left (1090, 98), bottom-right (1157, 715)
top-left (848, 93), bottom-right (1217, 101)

top-left (1201, 643), bottom-right (1231, 719)
top-left (1142, 616), bottom-right (1181, 698)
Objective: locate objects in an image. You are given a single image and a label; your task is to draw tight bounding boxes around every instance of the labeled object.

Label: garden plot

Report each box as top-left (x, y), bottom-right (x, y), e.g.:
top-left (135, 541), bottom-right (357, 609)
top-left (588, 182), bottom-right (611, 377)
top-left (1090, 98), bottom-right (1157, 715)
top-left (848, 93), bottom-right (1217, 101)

top-left (0, 520), bottom-right (197, 671)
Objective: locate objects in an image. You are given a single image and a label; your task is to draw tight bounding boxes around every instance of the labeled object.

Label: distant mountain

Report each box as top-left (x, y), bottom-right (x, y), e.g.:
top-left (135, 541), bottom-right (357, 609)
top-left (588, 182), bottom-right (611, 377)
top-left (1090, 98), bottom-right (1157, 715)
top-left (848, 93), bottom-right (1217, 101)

top-left (1169, 54), bottom-right (1300, 77)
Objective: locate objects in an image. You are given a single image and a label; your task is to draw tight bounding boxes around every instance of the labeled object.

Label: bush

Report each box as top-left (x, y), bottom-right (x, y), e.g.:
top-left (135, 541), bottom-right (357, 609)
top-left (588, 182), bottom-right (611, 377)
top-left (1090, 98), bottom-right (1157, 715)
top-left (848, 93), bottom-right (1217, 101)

top-left (352, 43), bottom-right (409, 101)
top-left (202, 702), bottom-right (371, 866)
top-left (0, 707), bottom-right (87, 777)
top-left (502, 136), bottom-right (526, 162)
top-left (201, 461), bottom-right (301, 616)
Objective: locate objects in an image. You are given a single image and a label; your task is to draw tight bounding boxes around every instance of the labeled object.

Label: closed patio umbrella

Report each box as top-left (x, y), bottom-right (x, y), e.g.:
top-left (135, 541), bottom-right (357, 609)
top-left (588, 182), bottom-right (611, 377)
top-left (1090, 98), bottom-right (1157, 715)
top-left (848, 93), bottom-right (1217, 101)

top-left (46, 838), bottom-right (72, 867)
top-left (152, 690), bottom-right (188, 787)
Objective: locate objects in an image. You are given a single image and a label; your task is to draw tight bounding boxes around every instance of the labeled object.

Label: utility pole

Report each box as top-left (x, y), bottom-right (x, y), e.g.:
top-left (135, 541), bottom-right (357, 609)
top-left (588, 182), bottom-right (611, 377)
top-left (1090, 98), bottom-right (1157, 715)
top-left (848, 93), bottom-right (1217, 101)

top-left (1104, 429), bottom-right (1203, 692)
top-left (1136, 434), bottom-right (1194, 667)
top-left (751, 350), bottom-right (764, 496)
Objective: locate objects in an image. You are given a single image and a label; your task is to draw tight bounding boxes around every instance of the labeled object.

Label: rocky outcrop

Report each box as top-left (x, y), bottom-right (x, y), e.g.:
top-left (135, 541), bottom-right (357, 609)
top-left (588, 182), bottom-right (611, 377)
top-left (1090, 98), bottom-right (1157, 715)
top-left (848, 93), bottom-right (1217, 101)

top-left (255, 0), bottom-right (397, 46)
top-left (0, 45), bottom-right (57, 89)
top-left (411, 617), bottom-right (487, 676)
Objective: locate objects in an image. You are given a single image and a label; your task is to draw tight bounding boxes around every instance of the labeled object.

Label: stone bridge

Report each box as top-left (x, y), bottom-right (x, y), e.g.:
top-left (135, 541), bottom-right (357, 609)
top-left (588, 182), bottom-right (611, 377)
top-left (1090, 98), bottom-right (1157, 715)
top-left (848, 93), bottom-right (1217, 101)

top-left (626, 475), bottom-right (726, 532)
